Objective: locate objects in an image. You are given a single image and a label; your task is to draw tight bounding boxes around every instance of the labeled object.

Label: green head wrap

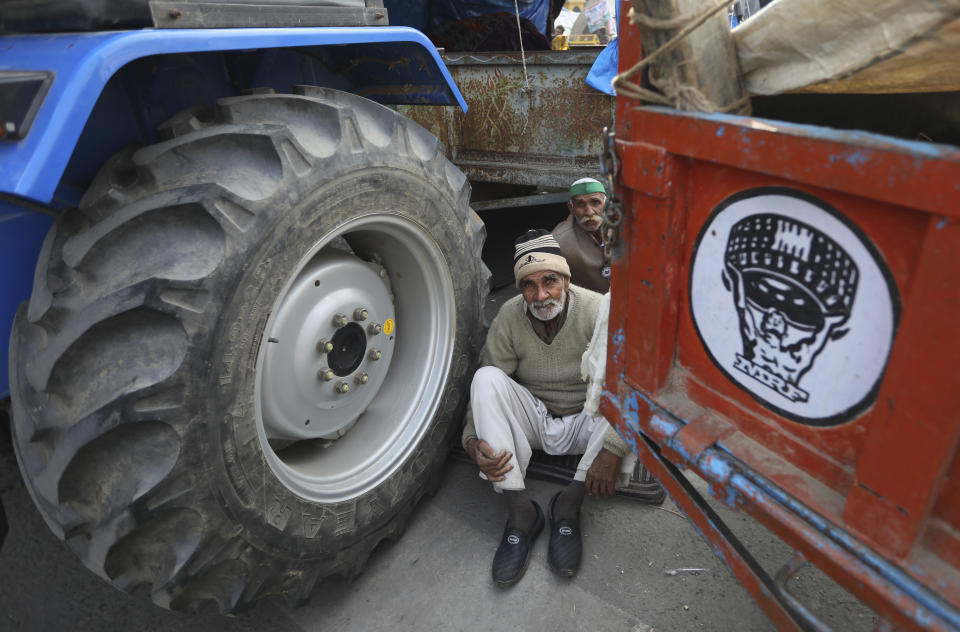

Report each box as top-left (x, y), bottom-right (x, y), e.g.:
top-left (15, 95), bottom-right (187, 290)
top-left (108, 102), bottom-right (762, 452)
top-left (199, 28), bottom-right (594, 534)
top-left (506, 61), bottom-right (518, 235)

top-left (568, 178), bottom-right (606, 199)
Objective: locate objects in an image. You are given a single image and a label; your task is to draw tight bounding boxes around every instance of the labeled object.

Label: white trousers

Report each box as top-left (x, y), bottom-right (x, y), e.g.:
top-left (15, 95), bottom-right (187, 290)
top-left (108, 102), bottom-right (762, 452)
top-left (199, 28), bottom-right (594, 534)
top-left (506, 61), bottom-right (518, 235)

top-left (471, 366), bottom-right (636, 492)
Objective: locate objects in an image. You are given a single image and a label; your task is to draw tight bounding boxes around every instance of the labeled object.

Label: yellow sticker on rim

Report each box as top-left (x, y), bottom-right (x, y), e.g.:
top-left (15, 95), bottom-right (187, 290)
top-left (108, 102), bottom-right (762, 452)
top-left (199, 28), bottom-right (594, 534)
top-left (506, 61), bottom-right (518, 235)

top-left (383, 318), bottom-right (395, 335)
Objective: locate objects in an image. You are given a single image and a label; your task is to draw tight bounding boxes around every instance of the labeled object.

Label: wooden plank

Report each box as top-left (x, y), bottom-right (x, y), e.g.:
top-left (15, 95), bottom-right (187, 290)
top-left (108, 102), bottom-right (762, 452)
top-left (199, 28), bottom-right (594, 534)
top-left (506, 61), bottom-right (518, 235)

top-left (630, 0), bottom-right (749, 113)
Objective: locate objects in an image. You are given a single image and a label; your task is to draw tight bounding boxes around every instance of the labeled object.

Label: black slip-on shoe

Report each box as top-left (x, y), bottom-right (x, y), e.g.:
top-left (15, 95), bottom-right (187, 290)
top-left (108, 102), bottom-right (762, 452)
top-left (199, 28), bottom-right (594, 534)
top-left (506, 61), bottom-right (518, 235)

top-left (547, 490), bottom-right (582, 578)
top-left (491, 500), bottom-right (544, 587)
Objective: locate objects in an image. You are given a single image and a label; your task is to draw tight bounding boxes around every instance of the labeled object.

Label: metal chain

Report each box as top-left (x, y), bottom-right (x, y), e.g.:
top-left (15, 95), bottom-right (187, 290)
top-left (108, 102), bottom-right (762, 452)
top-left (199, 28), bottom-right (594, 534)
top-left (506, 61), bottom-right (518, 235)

top-left (599, 126), bottom-right (623, 260)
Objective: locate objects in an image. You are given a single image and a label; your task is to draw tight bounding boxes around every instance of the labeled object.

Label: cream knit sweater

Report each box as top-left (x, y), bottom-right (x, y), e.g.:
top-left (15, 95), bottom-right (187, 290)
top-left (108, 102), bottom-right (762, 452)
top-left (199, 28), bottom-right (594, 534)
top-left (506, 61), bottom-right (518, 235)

top-left (461, 286), bottom-right (628, 458)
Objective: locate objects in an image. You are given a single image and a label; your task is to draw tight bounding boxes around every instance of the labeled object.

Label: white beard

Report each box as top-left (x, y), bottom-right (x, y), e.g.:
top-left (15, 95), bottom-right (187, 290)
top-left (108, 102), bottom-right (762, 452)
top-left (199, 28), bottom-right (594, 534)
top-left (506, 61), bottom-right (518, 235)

top-left (528, 289), bottom-right (566, 321)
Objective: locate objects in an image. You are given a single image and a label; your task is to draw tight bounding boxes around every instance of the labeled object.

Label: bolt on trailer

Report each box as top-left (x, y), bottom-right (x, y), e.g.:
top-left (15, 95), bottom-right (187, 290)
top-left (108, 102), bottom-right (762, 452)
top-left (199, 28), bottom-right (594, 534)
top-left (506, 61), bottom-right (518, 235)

top-left (600, 0), bottom-right (960, 630)
top-left (1, 0), bottom-right (492, 612)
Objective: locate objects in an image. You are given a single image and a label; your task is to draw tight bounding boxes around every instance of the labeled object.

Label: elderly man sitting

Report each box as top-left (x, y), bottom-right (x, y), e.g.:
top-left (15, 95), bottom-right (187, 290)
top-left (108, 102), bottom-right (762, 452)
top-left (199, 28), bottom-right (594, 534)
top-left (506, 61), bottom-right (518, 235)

top-left (552, 177), bottom-right (611, 293)
top-left (461, 229), bottom-right (636, 586)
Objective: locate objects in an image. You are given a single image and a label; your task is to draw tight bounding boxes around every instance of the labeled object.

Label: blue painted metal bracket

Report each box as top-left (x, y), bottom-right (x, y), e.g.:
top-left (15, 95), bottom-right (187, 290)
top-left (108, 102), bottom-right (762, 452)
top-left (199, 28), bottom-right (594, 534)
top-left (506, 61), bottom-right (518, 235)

top-left (0, 27), bottom-right (467, 203)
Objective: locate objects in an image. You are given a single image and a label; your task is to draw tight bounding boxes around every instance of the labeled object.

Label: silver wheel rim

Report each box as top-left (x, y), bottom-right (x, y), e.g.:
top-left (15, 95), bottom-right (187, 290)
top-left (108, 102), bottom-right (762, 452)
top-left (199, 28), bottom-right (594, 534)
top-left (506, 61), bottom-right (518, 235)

top-left (254, 213), bottom-right (455, 503)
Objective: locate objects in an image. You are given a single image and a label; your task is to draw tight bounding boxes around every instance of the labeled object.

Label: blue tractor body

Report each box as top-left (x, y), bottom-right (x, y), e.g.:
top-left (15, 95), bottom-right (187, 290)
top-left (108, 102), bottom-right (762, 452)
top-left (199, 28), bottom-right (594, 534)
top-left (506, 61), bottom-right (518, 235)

top-left (0, 25), bottom-right (467, 397)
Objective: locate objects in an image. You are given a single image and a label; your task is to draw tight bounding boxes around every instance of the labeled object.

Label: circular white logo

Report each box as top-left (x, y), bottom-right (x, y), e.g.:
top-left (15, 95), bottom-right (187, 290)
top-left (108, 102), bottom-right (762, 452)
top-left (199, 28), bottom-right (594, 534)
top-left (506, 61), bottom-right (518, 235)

top-left (689, 189), bottom-right (899, 426)
top-left (559, 526), bottom-right (573, 536)
top-left (507, 534), bottom-right (520, 545)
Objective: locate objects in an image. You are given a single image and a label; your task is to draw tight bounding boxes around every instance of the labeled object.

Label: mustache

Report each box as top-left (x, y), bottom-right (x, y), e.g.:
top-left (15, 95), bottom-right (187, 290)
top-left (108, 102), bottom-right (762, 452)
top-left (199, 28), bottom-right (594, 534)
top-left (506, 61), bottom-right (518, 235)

top-left (532, 298), bottom-right (563, 309)
top-left (529, 296), bottom-right (564, 321)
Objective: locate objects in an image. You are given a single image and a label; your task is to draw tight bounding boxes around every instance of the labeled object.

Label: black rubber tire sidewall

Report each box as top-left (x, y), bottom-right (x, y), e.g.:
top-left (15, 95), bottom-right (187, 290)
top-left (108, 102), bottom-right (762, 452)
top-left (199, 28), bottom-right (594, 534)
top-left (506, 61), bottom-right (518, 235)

top-left (208, 166), bottom-right (477, 562)
top-left (9, 90), bottom-right (486, 610)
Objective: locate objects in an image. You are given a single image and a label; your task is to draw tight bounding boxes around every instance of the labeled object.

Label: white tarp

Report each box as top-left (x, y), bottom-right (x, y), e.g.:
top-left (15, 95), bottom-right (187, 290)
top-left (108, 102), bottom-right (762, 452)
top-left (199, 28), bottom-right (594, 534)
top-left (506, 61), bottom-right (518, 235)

top-left (581, 292), bottom-right (610, 417)
top-left (733, 0), bottom-right (960, 94)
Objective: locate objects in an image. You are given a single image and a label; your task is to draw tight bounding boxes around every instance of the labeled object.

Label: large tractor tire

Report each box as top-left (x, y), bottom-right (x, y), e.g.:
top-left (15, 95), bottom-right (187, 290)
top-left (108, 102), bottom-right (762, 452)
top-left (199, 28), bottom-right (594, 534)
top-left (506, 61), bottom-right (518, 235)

top-left (8, 87), bottom-right (488, 612)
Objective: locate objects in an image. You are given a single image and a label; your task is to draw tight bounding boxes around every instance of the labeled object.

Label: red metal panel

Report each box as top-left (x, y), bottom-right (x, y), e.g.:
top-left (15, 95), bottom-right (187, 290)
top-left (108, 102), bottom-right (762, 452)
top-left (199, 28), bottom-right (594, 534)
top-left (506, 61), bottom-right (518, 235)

top-left (625, 108), bottom-right (960, 216)
top-left (606, 99), bottom-right (960, 630)
top-left (618, 142), bottom-right (686, 392)
top-left (845, 217), bottom-right (960, 556)
top-left (934, 455), bottom-right (960, 529)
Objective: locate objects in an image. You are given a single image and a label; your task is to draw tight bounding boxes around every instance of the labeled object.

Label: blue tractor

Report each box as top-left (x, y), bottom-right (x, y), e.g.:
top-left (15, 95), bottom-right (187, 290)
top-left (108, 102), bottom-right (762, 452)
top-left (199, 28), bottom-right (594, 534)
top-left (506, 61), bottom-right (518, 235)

top-left (0, 0), bottom-right (558, 611)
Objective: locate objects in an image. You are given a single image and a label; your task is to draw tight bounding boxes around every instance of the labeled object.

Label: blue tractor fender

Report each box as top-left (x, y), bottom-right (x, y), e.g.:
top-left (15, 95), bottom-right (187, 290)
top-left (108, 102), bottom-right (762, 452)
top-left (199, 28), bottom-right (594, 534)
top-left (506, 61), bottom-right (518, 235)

top-left (0, 26), bottom-right (467, 203)
top-left (0, 26), bottom-right (468, 397)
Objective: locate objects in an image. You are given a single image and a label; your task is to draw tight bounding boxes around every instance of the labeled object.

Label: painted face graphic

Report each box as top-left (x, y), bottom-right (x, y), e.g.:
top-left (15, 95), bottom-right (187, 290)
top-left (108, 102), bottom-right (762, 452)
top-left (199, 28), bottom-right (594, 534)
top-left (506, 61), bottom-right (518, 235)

top-left (721, 215), bottom-right (858, 402)
top-left (690, 190), bottom-right (898, 426)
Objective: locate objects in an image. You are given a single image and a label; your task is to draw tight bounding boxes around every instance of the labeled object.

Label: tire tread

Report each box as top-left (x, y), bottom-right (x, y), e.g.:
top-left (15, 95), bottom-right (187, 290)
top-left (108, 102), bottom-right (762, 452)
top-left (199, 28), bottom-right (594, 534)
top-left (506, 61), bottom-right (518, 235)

top-left (9, 89), bottom-right (488, 613)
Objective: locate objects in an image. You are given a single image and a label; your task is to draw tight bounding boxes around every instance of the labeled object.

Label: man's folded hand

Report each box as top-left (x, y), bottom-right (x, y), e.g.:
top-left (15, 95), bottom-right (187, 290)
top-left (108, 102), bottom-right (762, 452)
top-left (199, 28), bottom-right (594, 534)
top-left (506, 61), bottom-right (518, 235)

top-left (467, 438), bottom-right (514, 482)
top-left (586, 448), bottom-right (622, 497)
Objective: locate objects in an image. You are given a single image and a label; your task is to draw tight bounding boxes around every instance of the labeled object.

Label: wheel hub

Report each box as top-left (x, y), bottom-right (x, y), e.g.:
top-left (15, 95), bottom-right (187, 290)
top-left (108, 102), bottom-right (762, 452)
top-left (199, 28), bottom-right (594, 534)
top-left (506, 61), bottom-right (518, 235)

top-left (259, 252), bottom-right (395, 442)
top-left (254, 214), bottom-right (456, 504)
top-left (328, 323), bottom-right (367, 377)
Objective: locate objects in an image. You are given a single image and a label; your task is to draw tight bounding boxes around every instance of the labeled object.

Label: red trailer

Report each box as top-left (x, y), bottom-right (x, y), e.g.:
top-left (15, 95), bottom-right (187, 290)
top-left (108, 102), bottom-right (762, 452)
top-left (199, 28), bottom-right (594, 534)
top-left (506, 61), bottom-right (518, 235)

top-left (601, 3), bottom-right (960, 630)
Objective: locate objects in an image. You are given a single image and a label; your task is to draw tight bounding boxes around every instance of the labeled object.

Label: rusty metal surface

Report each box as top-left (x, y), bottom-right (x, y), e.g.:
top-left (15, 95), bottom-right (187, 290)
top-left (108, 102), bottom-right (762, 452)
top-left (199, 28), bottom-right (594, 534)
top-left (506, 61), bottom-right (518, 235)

top-left (400, 50), bottom-right (614, 189)
top-left (470, 191), bottom-right (567, 211)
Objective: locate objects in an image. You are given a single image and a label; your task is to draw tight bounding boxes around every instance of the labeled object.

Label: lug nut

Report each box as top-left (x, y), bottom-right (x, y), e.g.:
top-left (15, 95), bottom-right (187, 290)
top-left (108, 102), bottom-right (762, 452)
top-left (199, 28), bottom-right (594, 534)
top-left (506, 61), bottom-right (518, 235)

top-left (368, 323), bottom-right (382, 335)
top-left (355, 373), bottom-right (369, 385)
top-left (332, 313), bottom-right (348, 328)
top-left (334, 381), bottom-right (350, 394)
top-left (317, 367), bottom-right (335, 381)
top-left (353, 307), bottom-right (368, 321)
top-left (369, 349), bottom-right (382, 361)
top-left (316, 338), bottom-right (333, 353)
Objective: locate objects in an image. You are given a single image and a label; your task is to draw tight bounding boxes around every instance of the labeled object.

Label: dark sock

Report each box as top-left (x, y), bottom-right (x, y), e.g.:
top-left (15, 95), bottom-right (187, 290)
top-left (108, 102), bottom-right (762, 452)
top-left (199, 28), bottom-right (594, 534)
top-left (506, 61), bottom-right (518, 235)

top-left (504, 490), bottom-right (537, 532)
top-left (553, 481), bottom-right (585, 521)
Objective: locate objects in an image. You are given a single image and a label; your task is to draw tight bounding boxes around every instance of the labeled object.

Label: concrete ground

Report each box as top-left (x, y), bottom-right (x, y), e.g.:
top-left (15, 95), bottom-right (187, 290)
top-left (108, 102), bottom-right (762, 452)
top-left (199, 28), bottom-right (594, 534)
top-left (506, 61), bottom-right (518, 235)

top-left (0, 410), bottom-right (876, 632)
